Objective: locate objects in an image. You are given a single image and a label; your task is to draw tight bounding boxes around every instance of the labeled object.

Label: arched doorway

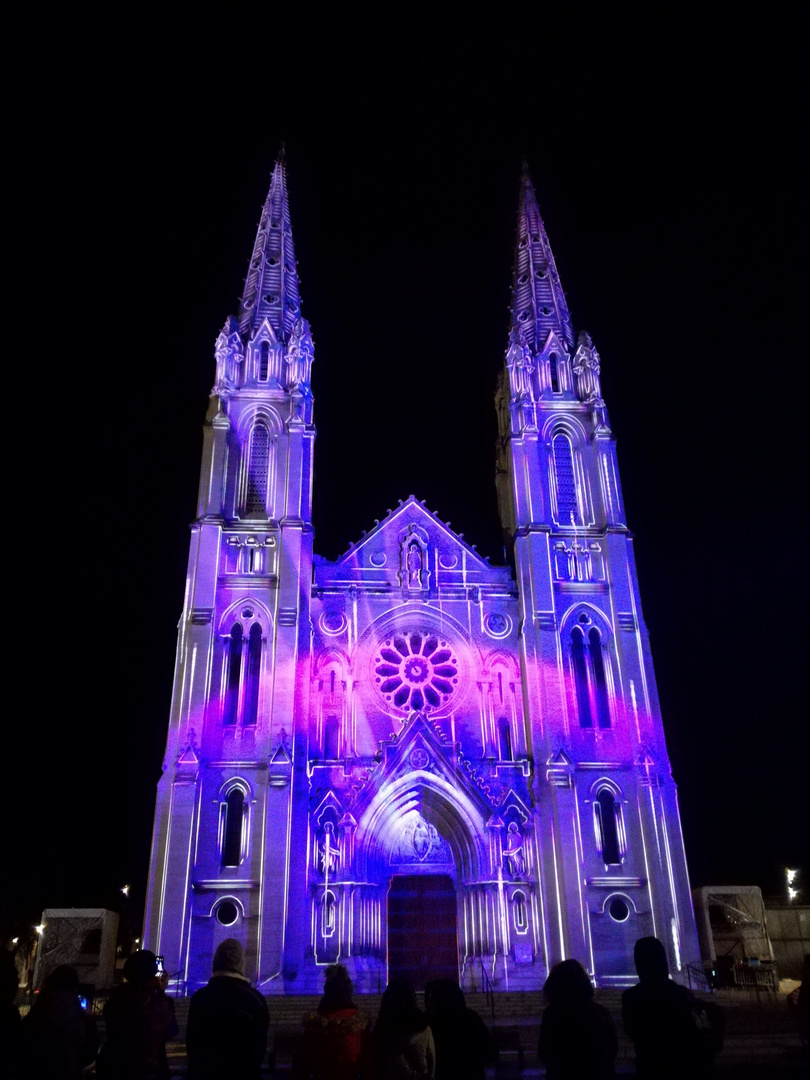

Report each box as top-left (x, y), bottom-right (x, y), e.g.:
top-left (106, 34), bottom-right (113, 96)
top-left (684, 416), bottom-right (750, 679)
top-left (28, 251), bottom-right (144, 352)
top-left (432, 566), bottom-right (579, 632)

top-left (388, 874), bottom-right (458, 984)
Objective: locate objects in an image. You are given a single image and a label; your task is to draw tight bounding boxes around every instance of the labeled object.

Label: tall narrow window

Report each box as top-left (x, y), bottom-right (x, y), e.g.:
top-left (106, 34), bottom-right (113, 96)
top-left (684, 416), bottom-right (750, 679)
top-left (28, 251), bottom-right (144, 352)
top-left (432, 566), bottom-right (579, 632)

top-left (323, 715), bottom-right (340, 759)
top-left (512, 890), bottom-right (528, 932)
top-left (222, 788), bottom-right (245, 867)
top-left (245, 423), bottom-right (270, 515)
top-left (498, 718), bottom-right (513, 761)
top-left (552, 433), bottom-right (578, 523)
top-left (549, 352), bottom-right (559, 393)
top-left (223, 624), bottom-right (243, 726)
top-left (322, 891), bottom-right (336, 936)
top-left (259, 341), bottom-right (270, 381)
top-left (589, 627), bottom-right (611, 728)
top-left (243, 624), bottom-right (262, 726)
top-left (571, 626), bottom-right (593, 727)
top-left (595, 788), bottom-right (622, 865)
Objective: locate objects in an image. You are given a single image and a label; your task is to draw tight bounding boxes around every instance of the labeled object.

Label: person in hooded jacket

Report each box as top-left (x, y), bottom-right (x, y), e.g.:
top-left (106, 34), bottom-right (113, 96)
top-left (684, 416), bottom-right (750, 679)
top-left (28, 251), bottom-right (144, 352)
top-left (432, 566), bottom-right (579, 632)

top-left (295, 963), bottom-right (371, 1080)
top-left (424, 979), bottom-right (496, 1080)
top-left (17, 964), bottom-right (97, 1080)
top-left (537, 959), bottom-right (617, 1080)
top-left (622, 936), bottom-right (717, 1079)
top-left (371, 978), bottom-right (434, 1080)
top-left (186, 938), bottom-right (269, 1080)
top-left (97, 950), bottom-right (177, 1080)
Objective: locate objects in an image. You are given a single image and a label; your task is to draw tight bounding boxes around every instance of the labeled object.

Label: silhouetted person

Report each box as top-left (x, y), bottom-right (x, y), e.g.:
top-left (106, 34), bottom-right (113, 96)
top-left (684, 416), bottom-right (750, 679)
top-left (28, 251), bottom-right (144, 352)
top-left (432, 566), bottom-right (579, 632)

top-left (186, 938), bottom-right (269, 1080)
top-left (371, 977), bottom-right (435, 1079)
top-left (295, 963), bottom-right (371, 1079)
top-left (424, 979), bottom-right (496, 1080)
top-left (537, 959), bottom-right (617, 1080)
top-left (0, 950), bottom-right (21, 1076)
top-left (622, 936), bottom-right (713, 1079)
top-left (795, 953), bottom-right (810, 1059)
top-left (97, 950), bottom-right (177, 1080)
top-left (18, 964), bottom-right (97, 1080)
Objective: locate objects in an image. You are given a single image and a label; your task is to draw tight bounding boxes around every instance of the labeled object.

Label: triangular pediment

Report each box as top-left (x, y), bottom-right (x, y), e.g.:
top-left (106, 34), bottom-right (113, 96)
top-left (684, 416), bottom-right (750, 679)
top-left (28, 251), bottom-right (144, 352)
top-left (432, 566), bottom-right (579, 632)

top-left (250, 317), bottom-right (280, 344)
top-left (547, 748), bottom-right (573, 766)
top-left (328, 496), bottom-right (491, 573)
top-left (538, 328), bottom-right (569, 357)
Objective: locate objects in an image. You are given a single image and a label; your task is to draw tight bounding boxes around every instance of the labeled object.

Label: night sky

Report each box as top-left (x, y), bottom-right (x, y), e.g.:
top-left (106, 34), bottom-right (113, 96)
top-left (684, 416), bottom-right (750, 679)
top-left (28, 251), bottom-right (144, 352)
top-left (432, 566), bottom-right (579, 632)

top-left (6, 6), bottom-right (807, 942)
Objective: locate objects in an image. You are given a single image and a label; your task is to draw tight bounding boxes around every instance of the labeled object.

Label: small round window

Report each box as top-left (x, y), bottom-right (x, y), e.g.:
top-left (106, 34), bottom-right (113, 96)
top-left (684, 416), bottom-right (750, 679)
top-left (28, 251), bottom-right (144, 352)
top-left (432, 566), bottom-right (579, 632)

top-left (608, 898), bottom-right (630, 923)
top-left (216, 901), bottom-right (239, 926)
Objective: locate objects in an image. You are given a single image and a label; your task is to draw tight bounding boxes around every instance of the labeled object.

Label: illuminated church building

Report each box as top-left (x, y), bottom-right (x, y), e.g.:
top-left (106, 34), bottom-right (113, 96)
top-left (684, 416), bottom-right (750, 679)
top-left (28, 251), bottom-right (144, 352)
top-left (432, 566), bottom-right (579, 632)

top-left (144, 154), bottom-right (698, 993)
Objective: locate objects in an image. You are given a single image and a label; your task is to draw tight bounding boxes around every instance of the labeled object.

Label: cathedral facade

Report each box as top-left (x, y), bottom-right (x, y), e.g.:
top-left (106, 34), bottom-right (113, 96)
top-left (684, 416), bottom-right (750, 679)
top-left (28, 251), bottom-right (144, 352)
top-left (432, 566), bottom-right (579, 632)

top-left (143, 154), bottom-right (698, 994)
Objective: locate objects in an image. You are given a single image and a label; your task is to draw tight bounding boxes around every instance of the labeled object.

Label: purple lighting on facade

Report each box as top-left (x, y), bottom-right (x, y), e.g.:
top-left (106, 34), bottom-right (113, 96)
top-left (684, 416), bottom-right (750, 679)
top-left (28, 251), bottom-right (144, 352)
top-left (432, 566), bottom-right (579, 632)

top-left (143, 154), bottom-right (698, 995)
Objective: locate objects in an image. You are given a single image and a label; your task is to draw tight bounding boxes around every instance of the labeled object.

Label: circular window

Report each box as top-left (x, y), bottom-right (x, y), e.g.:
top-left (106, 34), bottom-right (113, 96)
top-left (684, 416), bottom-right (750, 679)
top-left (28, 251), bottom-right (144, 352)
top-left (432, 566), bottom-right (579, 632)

top-left (608, 898), bottom-right (630, 923)
top-left (374, 631), bottom-right (459, 713)
top-left (320, 611), bottom-right (347, 636)
top-left (485, 612), bottom-right (512, 639)
top-left (241, 607), bottom-right (254, 619)
top-left (216, 901), bottom-right (239, 926)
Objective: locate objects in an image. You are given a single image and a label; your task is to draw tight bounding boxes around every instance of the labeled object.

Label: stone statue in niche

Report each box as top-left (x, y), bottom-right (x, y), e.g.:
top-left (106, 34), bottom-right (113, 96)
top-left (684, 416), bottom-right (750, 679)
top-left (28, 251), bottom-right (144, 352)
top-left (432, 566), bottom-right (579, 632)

top-left (319, 820), bottom-right (340, 876)
top-left (504, 821), bottom-right (525, 878)
top-left (407, 542), bottom-right (422, 585)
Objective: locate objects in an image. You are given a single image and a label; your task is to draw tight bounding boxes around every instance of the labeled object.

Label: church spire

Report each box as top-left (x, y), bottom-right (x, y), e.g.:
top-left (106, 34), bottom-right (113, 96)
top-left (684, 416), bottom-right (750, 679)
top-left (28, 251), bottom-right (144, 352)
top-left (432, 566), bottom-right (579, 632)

top-left (510, 162), bottom-right (574, 353)
top-left (238, 147), bottom-right (302, 343)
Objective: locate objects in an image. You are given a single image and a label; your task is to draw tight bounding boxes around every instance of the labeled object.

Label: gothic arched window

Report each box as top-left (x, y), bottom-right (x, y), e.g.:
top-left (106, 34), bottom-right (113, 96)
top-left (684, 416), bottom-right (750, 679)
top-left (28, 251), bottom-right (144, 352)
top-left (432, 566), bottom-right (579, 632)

top-left (323, 715), bottom-right (340, 760)
top-left (571, 626), bottom-right (593, 728)
top-left (552, 432), bottom-right (579, 524)
top-left (221, 787), bottom-right (246, 868)
top-left (243, 624), bottom-right (262, 726)
top-left (259, 341), bottom-right (270, 381)
top-left (498, 717), bottom-right (513, 761)
top-left (245, 422), bottom-right (270, 515)
top-left (549, 352), bottom-right (559, 393)
top-left (321, 890), bottom-right (336, 936)
top-left (589, 627), bottom-right (611, 729)
top-left (570, 619), bottom-right (611, 729)
top-left (512, 890), bottom-right (528, 932)
top-left (223, 624), bottom-right (243, 726)
top-left (594, 787), bottom-right (622, 865)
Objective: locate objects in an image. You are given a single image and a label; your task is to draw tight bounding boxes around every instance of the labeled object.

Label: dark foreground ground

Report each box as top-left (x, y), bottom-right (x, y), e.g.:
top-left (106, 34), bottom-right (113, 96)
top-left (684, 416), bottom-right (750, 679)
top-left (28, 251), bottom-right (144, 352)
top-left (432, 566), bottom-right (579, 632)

top-left (151, 988), bottom-right (807, 1077)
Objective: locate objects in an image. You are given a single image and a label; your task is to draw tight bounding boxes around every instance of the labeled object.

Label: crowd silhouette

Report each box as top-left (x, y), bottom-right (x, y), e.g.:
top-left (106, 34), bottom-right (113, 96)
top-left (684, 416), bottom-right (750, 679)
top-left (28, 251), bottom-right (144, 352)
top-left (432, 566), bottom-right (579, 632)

top-left (12, 934), bottom-right (805, 1077)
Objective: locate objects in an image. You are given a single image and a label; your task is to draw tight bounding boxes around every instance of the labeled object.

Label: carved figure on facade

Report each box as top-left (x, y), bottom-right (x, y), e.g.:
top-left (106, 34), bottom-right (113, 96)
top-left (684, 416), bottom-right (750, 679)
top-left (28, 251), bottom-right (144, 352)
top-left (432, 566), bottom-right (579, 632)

top-left (319, 820), bottom-right (340, 875)
top-left (503, 821), bottom-right (526, 878)
top-left (397, 524), bottom-right (429, 592)
top-left (390, 811), bottom-right (452, 865)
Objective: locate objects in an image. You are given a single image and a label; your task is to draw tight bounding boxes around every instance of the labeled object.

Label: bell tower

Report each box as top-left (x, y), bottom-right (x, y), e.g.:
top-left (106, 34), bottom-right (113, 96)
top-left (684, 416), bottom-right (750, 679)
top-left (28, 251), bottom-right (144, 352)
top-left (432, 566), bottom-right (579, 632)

top-left (495, 165), bottom-right (697, 979)
top-left (144, 149), bottom-right (316, 990)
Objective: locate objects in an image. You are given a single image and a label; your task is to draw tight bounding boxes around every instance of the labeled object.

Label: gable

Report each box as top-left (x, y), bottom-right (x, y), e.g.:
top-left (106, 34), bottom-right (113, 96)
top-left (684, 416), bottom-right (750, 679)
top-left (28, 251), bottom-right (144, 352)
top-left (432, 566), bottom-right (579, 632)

top-left (314, 496), bottom-right (514, 591)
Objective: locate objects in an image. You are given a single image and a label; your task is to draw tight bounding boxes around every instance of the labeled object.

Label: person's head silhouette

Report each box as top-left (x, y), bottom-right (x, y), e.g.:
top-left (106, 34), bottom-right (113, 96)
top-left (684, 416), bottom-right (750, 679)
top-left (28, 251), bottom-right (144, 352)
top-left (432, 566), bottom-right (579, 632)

top-left (633, 937), bottom-right (669, 984)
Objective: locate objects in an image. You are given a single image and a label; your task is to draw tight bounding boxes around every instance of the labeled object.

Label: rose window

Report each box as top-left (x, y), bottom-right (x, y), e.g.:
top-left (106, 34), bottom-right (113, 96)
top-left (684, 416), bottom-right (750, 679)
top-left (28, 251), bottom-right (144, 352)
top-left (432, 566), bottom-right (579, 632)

top-left (374, 632), bottom-right (459, 712)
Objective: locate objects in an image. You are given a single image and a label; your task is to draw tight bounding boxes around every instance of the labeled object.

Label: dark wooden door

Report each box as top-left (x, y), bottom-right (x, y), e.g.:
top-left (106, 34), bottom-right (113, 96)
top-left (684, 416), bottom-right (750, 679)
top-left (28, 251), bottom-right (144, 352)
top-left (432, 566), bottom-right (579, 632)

top-left (387, 874), bottom-right (458, 985)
